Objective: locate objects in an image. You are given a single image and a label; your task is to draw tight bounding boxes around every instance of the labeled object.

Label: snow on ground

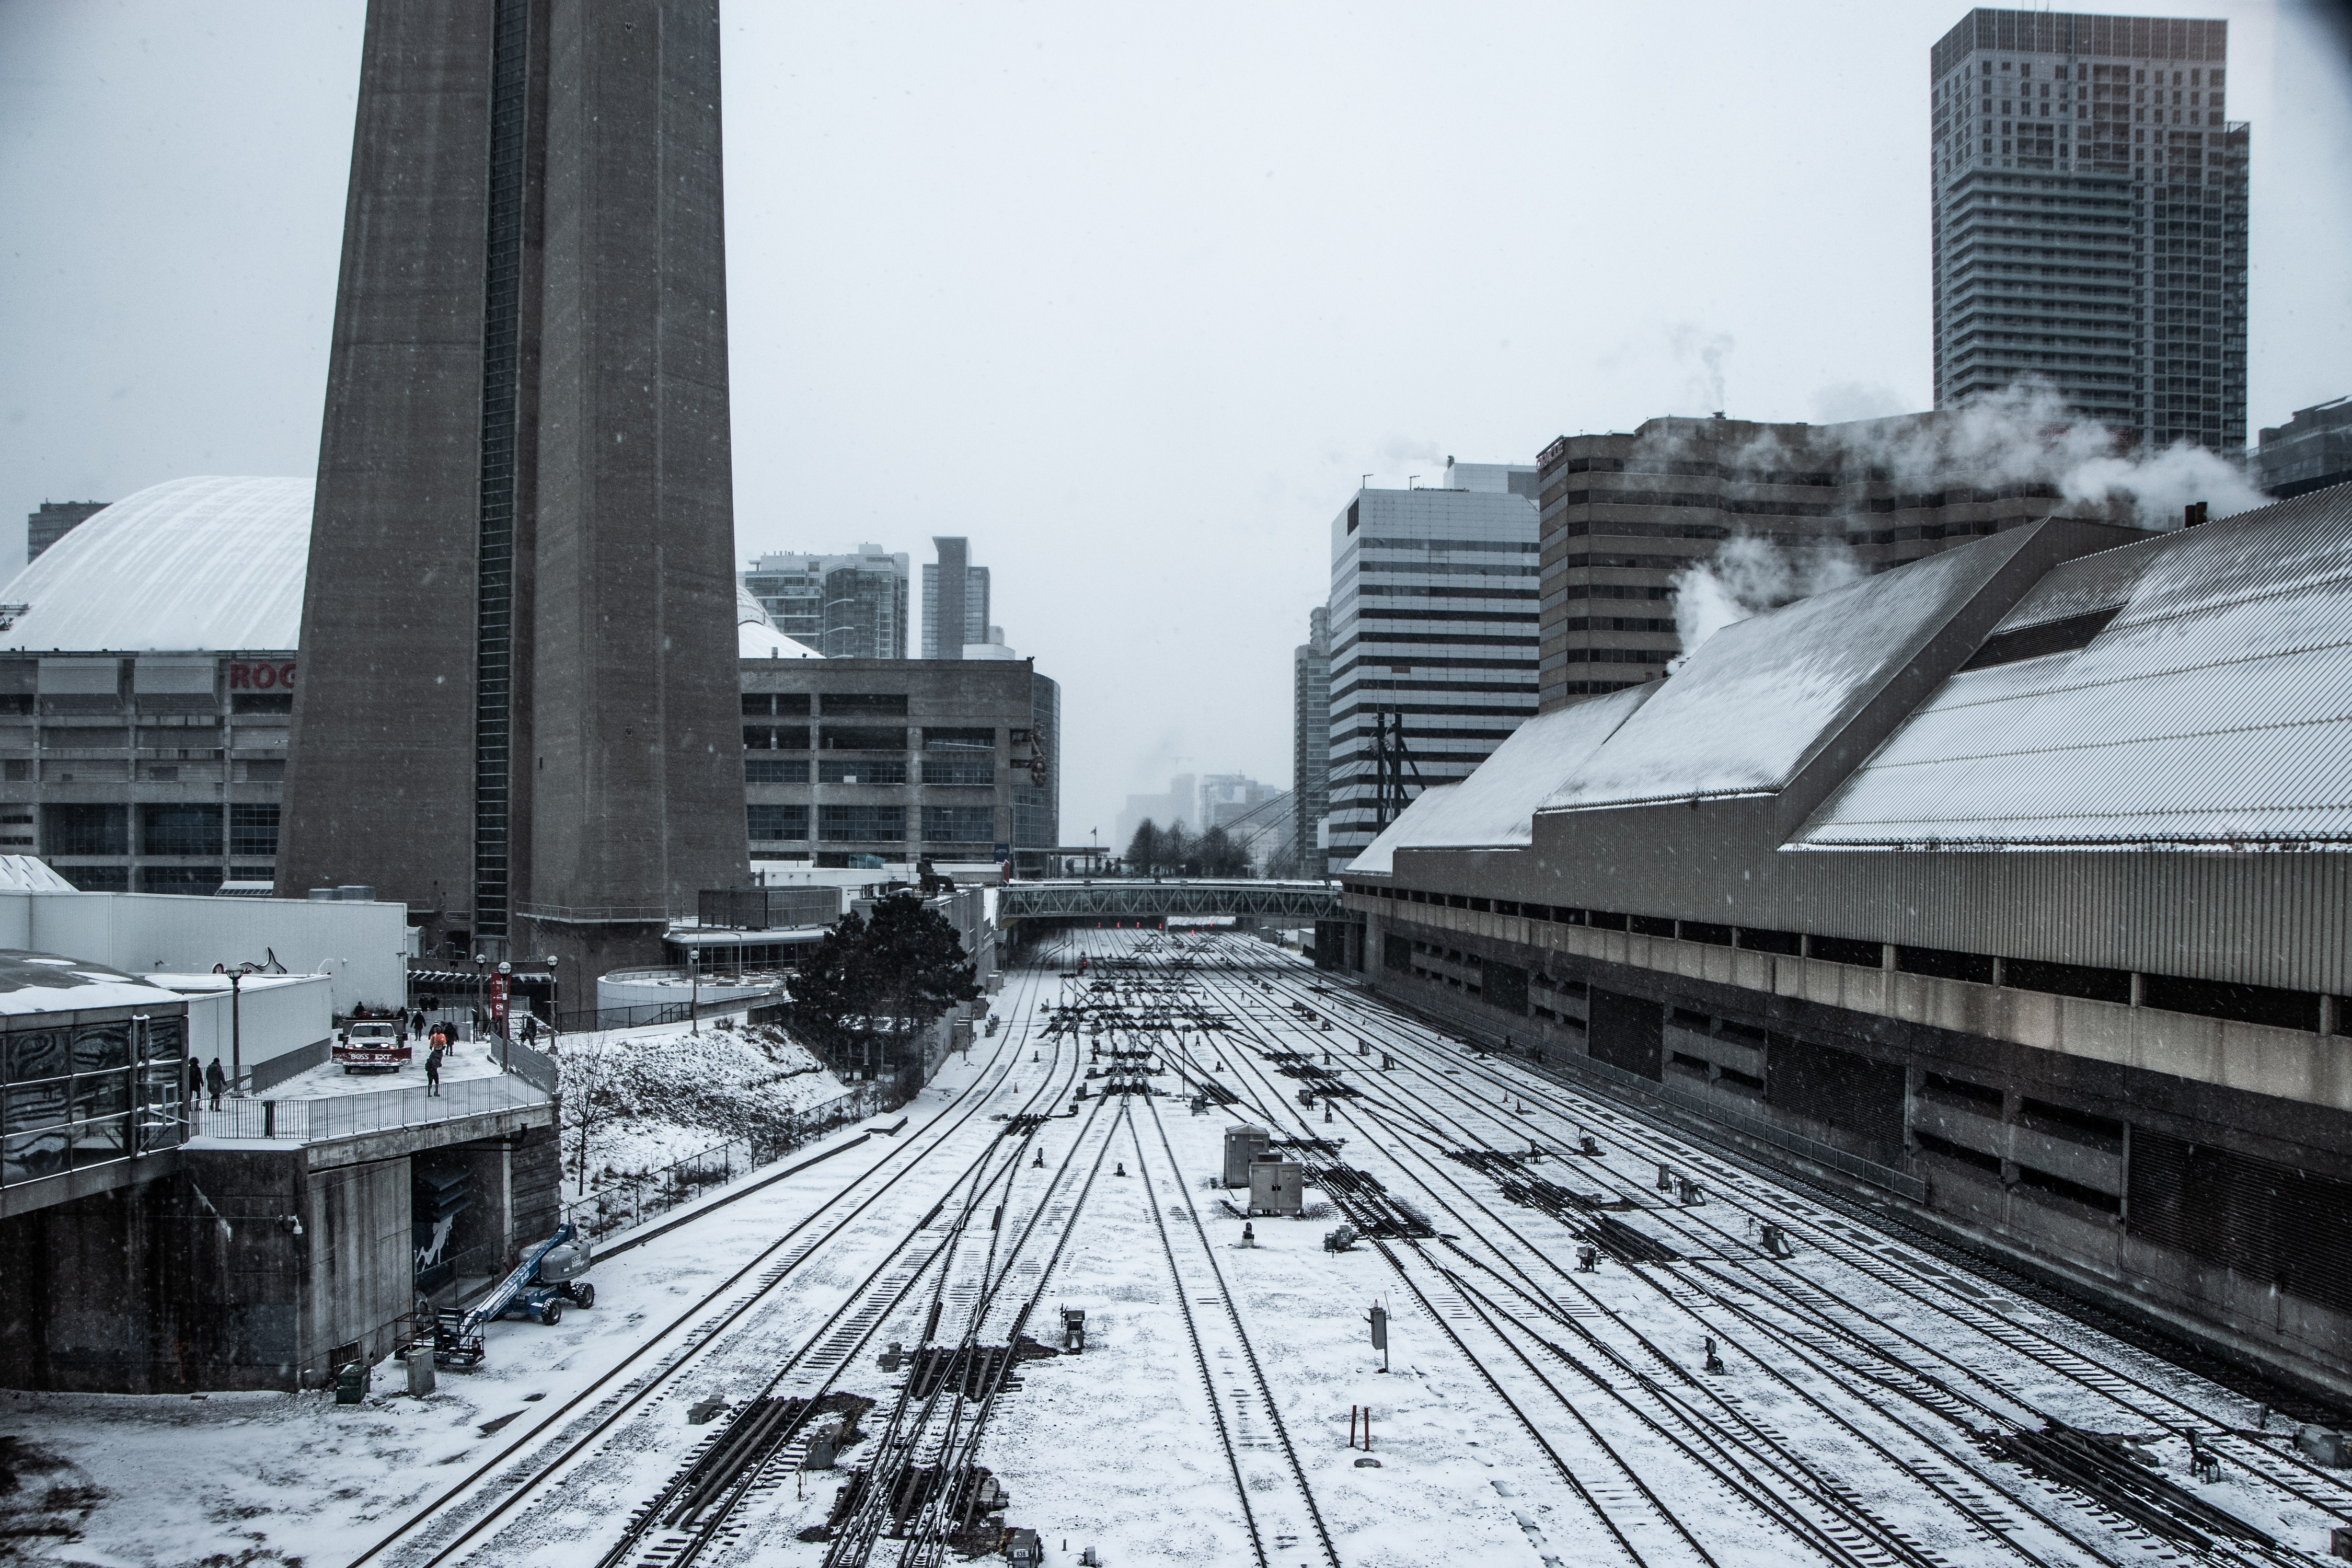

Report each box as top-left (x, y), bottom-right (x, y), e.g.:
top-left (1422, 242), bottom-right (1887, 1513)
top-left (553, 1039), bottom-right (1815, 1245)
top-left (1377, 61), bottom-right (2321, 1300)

top-left (259, 1040), bottom-right (508, 1100)
top-left (557, 1016), bottom-right (852, 1188)
top-left (0, 1063), bottom-right (980, 1568)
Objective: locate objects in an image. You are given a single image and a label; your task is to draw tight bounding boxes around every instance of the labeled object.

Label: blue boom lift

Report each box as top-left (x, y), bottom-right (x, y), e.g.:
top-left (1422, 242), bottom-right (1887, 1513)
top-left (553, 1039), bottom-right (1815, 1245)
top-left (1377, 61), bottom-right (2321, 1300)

top-left (433, 1224), bottom-right (596, 1370)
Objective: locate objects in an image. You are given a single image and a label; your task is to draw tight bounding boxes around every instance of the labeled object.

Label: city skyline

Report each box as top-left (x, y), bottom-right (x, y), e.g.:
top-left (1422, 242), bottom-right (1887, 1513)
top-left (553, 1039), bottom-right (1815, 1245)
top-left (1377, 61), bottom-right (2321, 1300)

top-left (3, 1), bottom-right (2347, 844)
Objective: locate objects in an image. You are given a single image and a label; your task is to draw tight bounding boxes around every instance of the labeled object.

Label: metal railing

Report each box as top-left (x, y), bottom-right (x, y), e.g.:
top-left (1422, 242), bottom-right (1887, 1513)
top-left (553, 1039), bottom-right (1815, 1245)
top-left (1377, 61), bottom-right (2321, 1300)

top-left (190, 1070), bottom-right (549, 1143)
top-left (553, 1000), bottom-right (697, 1034)
top-left (559, 1085), bottom-right (882, 1241)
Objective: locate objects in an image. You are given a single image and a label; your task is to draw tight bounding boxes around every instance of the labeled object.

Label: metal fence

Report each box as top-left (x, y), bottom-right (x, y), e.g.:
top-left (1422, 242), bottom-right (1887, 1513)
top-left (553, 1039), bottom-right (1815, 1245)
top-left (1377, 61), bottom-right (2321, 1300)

top-left (553, 1000), bottom-right (696, 1034)
top-left (190, 1070), bottom-right (550, 1143)
top-left (558, 1085), bottom-right (882, 1241)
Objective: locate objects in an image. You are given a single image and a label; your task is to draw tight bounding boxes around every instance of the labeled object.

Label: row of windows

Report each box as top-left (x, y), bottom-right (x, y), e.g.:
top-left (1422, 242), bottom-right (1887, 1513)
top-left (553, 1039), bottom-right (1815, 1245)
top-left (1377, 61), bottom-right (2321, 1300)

top-left (740, 692), bottom-right (909, 717)
top-left (42, 803), bottom-right (278, 858)
top-left (746, 805), bottom-right (995, 844)
top-left (1, 1014), bottom-right (187, 1189)
top-left (744, 758), bottom-right (996, 786)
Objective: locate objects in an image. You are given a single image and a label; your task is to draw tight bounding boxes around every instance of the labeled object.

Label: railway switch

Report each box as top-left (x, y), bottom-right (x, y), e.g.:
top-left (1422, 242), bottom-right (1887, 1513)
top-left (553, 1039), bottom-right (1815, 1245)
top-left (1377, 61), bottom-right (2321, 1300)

top-left (1657, 1162), bottom-right (1675, 1192)
top-left (1576, 1245), bottom-right (1600, 1272)
top-left (1033, 1147), bottom-right (1045, 1168)
top-left (1759, 1222), bottom-right (1792, 1257)
top-left (1703, 1337), bottom-right (1725, 1375)
top-left (1062, 1308), bottom-right (1086, 1353)
top-left (1580, 1134), bottom-right (1600, 1156)
top-left (1677, 1177), bottom-right (1705, 1206)
top-left (879, 1341), bottom-right (905, 1373)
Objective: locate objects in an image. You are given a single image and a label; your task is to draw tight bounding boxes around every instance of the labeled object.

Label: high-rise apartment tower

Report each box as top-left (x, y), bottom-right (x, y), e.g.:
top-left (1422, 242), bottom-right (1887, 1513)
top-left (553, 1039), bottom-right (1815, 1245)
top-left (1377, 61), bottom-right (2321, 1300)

top-left (1292, 606), bottom-right (1331, 871)
top-left (1327, 462), bottom-right (1539, 871)
top-left (1930, 9), bottom-right (2246, 455)
top-left (920, 538), bottom-right (994, 658)
top-left (742, 547), bottom-right (909, 658)
top-left (279, 0), bottom-right (748, 970)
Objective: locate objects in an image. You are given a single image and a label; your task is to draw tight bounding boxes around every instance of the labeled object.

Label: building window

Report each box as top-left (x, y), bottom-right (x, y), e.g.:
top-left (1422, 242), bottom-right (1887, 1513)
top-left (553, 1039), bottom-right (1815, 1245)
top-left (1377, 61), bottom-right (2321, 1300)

top-left (923, 806), bottom-right (994, 843)
top-left (819, 760), bottom-right (908, 785)
top-left (230, 693), bottom-right (292, 714)
top-left (818, 805), bottom-right (905, 843)
top-left (228, 803), bottom-right (280, 857)
top-left (921, 728), bottom-right (995, 752)
top-left (818, 726), bottom-right (907, 752)
top-left (746, 758), bottom-right (810, 784)
top-left (141, 804), bottom-right (221, 857)
top-left (42, 804), bottom-right (126, 857)
top-left (817, 693), bottom-right (908, 717)
top-left (747, 804), bottom-right (809, 841)
top-left (743, 724), bottom-right (810, 751)
top-left (922, 758), bottom-right (994, 786)
top-left (141, 866), bottom-right (224, 894)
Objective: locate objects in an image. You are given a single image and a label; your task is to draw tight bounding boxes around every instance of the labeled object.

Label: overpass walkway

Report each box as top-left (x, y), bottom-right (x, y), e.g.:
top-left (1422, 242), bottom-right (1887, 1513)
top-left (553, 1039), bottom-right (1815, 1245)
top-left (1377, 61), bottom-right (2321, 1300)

top-left (997, 878), bottom-right (1342, 922)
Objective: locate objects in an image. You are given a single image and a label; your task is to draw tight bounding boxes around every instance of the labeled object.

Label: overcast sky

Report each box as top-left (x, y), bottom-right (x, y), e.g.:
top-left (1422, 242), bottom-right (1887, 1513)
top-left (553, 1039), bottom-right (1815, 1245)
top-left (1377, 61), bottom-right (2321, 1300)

top-left (4, 1), bottom-right (2349, 846)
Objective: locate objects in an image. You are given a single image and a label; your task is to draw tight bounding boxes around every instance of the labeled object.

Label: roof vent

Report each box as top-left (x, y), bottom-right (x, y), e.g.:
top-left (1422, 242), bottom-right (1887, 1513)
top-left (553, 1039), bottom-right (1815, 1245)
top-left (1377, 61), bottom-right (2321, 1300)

top-left (1960, 606), bottom-right (2122, 672)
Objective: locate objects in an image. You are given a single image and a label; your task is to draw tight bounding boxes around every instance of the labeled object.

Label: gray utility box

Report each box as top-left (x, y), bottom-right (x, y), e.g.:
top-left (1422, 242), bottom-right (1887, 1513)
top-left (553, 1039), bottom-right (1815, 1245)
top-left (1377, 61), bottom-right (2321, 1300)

top-left (1249, 1154), bottom-right (1305, 1217)
top-left (1224, 1125), bottom-right (1270, 1187)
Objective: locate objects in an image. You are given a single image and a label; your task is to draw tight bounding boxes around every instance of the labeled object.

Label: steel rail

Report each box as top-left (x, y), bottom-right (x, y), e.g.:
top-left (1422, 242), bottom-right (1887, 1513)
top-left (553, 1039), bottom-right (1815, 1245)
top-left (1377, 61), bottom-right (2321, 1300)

top-left (1239, 951), bottom-right (2318, 1567)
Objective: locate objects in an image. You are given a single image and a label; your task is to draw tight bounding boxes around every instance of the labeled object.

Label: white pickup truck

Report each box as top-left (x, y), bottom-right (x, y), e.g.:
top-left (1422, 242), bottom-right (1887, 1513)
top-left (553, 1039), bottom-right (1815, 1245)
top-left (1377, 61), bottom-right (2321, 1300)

top-left (333, 1020), bottom-right (412, 1075)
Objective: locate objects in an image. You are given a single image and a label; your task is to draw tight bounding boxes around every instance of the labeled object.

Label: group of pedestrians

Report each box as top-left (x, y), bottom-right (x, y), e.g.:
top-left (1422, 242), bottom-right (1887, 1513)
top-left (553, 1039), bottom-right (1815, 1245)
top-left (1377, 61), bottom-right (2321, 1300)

top-left (177, 1000), bottom-right (550, 1114)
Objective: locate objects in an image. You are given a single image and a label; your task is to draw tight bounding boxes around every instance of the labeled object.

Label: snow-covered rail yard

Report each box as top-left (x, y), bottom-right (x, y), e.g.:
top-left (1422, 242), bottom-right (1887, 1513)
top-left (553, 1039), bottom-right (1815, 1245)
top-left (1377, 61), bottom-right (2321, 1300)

top-left (12, 929), bottom-right (2352, 1568)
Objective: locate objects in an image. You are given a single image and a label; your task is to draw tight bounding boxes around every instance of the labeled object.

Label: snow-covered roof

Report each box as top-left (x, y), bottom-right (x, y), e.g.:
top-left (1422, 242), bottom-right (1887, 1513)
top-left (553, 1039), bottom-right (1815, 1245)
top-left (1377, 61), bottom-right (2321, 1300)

top-left (0, 477), bottom-right (312, 651)
top-left (1344, 785), bottom-right (1459, 877)
top-left (0, 950), bottom-right (184, 1014)
top-left (737, 584), bottom-right (823, 659)
top-left (1541, 533), bottom-right (2027, 812)
top-left (1796, 488), bottom-right (2352, 849)
top-left (1344, 685), bottom-right (1653, 873)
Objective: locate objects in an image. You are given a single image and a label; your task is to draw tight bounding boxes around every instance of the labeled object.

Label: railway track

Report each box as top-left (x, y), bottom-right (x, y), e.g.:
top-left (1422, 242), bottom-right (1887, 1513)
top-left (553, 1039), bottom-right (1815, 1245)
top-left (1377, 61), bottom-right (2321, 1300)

top-left (359, 958), bottom-right (1084, 1568)
top-left (1201, 939), bottom-right (2343, 1565)
top-left (1085, 935), bottom-right (2324, 1568)
top-left (1241, 951), bottom-right (2352, 1534)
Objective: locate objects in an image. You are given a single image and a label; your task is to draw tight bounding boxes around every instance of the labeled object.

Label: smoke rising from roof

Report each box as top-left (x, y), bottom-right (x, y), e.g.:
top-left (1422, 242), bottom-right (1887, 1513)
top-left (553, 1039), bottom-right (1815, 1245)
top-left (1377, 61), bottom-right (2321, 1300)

top-left (1667, 382), bottom-right (2272, 660)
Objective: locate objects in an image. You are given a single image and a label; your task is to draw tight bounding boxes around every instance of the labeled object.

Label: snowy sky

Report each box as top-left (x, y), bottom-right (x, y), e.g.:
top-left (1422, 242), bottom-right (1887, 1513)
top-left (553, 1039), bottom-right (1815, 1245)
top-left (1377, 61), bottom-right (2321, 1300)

top-left (3, 1), bottom-right (2349, 845)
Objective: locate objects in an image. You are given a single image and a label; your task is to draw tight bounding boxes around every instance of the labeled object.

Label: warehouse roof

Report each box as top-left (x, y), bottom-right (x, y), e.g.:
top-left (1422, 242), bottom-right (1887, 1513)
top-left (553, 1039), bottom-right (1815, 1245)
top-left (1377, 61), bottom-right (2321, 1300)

top-left (1345, 684), bottom-right (1653, 874)
top-left (0, 476), bottom-right (311, 651)
top-left (1797, 486), bottom-right (2352, 849)
top-left (0, 950), bottom-right (183, 1016)
top-left (1539, 531), bottom-right (2030, 813)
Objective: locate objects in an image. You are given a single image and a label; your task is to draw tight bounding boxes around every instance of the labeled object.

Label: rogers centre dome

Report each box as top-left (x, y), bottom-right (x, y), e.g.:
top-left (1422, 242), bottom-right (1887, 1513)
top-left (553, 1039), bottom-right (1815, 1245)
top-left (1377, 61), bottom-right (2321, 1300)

top-left (0, 476), bottom-right (826, 659)
top-left (1, 476), bottom-right (312, 651)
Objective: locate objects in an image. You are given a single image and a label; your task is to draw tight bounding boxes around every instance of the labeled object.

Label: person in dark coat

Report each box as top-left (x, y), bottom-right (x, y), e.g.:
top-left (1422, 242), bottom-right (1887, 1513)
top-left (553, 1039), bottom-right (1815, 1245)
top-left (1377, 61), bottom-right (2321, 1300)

top-left (204, 1057), bottom-right (227, 1111)
top-left (186, 1057), bottom-right (202, 1102)
top-left (425, 1039), bottom-right (444, 1097)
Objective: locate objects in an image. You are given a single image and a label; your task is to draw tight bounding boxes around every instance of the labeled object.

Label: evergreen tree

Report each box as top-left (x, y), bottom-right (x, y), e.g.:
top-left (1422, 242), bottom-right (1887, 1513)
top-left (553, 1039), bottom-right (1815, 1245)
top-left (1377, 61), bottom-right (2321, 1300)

top-left (790, 894), bottom-right (979, 1100)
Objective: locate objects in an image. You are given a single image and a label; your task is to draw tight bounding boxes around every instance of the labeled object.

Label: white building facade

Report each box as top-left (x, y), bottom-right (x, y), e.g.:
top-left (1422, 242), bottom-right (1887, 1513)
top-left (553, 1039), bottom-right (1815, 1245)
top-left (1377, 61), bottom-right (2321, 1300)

top-left (1324, 462), bottom-right (1541, 872)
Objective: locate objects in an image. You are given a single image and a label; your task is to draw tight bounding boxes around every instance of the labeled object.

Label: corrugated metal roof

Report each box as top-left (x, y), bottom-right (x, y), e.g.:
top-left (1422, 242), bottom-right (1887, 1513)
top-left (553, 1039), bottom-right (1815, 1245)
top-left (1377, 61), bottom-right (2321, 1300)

top-left (1543, 532), bottom-right (2027, 811)
top-left (1343, 686), bottom-right (1652, 873)
top-left (0, 477), bottom-right (312, 652)
top-left (1798, 489), bottom-right (2352, 849)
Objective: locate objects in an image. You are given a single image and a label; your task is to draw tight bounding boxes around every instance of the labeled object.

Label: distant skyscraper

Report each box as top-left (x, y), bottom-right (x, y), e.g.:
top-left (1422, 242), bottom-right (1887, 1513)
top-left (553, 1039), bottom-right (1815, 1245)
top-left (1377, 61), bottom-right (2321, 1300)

top-left (741, 546), bottom-right (908, 658)
top-left (920, 537), bottom-right (994, 658)
top-left (279, 0), bottom-right (746, 969)
top-left (1293, 605), bottom-right (1331, 869)
top-left (1930, 9), bottom-right (2247, 455)
top-left (25, 501), bottom-right (107, 563)
top-left (1325, 462), bottom-right (1540, 871)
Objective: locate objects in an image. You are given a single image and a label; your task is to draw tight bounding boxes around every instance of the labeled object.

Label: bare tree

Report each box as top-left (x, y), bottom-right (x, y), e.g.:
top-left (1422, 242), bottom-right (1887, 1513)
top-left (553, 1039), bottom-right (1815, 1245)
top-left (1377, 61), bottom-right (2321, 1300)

top-left (562, 1031), bottom-right (622, 1195)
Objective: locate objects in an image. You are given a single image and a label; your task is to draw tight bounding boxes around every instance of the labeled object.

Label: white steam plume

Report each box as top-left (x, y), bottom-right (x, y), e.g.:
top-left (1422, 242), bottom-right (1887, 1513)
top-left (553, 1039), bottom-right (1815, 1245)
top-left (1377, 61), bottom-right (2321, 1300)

top-left (1664, 378), bottom-right (2270, 660)
top-left (1670, 535), bottom-right (1863, 666)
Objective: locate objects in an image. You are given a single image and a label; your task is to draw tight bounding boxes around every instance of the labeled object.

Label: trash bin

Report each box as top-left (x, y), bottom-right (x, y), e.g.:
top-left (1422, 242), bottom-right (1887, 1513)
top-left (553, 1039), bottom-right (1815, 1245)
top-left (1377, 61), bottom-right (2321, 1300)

top-left (334, 1359), bottom-right (370, 1404)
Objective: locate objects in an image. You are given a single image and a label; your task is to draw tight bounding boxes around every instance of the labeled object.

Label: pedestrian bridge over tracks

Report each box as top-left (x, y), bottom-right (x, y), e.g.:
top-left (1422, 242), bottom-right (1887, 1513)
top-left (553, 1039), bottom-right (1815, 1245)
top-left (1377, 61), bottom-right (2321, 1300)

top-left (996, 879), bottom-right (1342, 924)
